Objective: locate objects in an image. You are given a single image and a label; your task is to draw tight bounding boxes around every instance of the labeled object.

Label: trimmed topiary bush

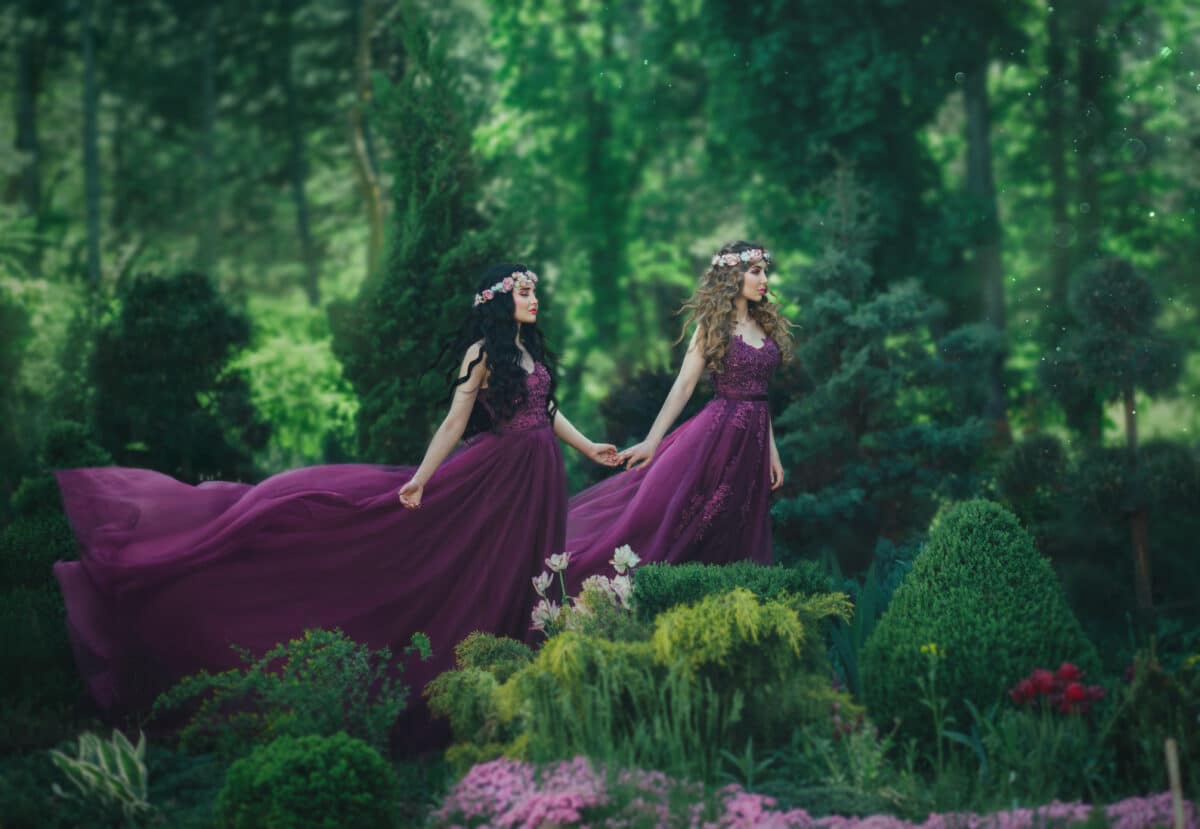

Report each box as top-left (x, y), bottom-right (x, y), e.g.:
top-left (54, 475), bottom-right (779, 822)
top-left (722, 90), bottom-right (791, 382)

top-left (632, 560), bottom-right (831, 620)
top-left (214, 732), bottom-right (399, 829)
top-left (860, 499), bottom-right (1099, 742)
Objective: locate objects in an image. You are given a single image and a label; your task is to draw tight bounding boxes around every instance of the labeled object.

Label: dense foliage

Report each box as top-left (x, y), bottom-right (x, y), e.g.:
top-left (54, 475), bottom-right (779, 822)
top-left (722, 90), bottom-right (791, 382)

top-left (860, 499), bottom-right (1099, 742)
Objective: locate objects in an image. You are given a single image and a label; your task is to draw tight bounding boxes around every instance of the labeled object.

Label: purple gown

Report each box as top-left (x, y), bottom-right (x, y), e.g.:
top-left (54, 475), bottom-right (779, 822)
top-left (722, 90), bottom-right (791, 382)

top-left (53, 364), bottom-right (563, 746)
top-left (564, 334), bottom-right (779, 593)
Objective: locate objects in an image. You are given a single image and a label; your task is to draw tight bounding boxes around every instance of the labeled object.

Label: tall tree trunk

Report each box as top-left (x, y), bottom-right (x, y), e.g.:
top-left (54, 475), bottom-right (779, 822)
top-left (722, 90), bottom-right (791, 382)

top-left (1124, 384), bottom-right (1152, 611)
top-left (1064, 2), bottom-right (1110, 444)
top-left (280, 2), bottom-right (320, 305)
top-left (962, 63), bottom-right (1009, 436)
top-left (13, 1), bottom-right (43, 215)
top-left (81, 0), bottom-right (102, 285)
top-left (1046, 7), bottom-right (1071, 308)
top-left (12, 1), bottom-right (45, 274)
top-left (583, 16), bottom-right (621, 351)
top-left (349, 0), bottom-right (385, 279)
top-left (198, 0), bottom-right (219, 275)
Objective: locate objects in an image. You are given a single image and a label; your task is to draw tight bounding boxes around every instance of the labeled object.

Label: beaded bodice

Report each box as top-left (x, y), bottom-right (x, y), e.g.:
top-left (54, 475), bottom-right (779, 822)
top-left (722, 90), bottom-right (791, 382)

top-left (480, 362), bottom-right (553, 432)
top-left (710, 335), bottom-right (780, 399)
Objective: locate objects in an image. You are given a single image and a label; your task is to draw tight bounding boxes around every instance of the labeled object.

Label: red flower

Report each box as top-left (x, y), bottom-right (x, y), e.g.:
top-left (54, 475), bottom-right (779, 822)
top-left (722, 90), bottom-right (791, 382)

top-left (1055, 662), bottom-right (1082, 683)
top-left (1087, 684), bottom-right (1107, 701)
top-left (1031, 669), bottom-right (1056, 695)
top-left (1009, 678), bottom-right (1035, 705)
top-left (1063, 682), bottom-right (1088, 704)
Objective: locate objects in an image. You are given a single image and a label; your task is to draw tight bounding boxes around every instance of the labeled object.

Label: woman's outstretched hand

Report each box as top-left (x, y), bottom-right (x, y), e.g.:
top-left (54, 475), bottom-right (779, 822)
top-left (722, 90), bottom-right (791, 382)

top-left (618, 440), bottom-right (659, 471)
top-left (397, 478), bottom-right (425, 510)
top-left (586, 442), bottom-right (620, 467)
top-left (769, 452), bottom-right (784, 491)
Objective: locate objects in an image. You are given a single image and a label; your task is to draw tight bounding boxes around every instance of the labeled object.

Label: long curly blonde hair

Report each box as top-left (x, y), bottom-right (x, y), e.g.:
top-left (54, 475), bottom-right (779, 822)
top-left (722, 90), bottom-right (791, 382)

top-left (678, 240), bottom-right (795, 372)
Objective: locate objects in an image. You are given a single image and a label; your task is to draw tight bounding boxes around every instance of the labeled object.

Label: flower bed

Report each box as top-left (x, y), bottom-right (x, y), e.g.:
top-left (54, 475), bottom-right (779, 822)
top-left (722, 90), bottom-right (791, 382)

top-left (432, 756), bottom-right (1197, 829)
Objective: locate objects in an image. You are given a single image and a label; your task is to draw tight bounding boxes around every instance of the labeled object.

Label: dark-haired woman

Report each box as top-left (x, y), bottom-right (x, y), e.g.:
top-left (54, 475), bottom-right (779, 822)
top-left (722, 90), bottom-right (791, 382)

top-left (563, 241), bottom-right (793, 594)
top-left (53, 263), bottom-right (616, 745)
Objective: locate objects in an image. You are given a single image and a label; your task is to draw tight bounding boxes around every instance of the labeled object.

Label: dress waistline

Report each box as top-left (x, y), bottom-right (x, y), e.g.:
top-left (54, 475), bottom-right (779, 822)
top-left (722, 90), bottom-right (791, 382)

top-left (715, 391), bottom-right (769, 402)
top-left (464, 419), bottom-right (551, 446)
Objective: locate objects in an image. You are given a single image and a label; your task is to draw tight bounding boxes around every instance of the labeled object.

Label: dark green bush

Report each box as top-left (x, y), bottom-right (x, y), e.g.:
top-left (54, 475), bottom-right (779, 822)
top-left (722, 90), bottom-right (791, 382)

top-left (1106, 650), bottom-right (1200, 794)
top-left (215, 732), bottom-right (399, 829)
top-left (0, 587), bottom-right (79, 710)
top-left (632, 560), bottom-right (831, 620)
top-left (92, 272), bottom-right (268, 482)
top-left (152, 628), bottom-right (415, 760)
top-left (860, 499), bottom-right (1099, 742)
top-left (11, 474), bottom-right (62, 518)
top-left (0, 514), bottom-right (77, 589)
top-left (40, 421), bottom-right (113, 470)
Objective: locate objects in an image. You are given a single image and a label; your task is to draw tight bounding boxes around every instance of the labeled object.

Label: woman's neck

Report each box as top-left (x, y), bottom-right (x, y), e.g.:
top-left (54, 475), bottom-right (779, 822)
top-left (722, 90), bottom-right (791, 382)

top-left (733, 298), bottom-right (751, 325)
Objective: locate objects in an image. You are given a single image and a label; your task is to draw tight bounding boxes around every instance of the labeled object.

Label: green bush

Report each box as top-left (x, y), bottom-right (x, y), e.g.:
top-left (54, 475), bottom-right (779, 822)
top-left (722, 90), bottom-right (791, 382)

top-left (632, 560), bottom-right (831, 620)
top-left (0, 514), bottom-right (77, 589)
top-left (0, 586), bottom-right (79, 708)
top-left (215, 732), bottom-right (399, 829)
top-left (152, 628), bottom-right (419, 760)
top-left (40, 420), bottom-right (113, 470)
top-left (860, 499), bottom-right (1099, 742)
top-left (1106, 649), bottom-right (1200, 794)
top-left (11, 474), bottom-right (64, 518)
top-left (451, 632), bottom-right (533, 683)
top-left (428, 590), bottom-right (854, 783)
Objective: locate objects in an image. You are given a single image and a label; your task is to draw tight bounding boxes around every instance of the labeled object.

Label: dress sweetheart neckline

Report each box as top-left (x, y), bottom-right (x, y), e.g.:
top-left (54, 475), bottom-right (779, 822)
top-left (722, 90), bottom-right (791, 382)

top-left (734, 333), bottom-right (769, 351)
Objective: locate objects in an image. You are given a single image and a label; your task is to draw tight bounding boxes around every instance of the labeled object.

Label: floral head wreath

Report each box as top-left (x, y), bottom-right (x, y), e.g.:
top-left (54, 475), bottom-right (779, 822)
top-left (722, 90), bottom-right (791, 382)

top-left (711, 248), bottom-right (771, 268)
top-left (473, 270), bottom-right (538, 307)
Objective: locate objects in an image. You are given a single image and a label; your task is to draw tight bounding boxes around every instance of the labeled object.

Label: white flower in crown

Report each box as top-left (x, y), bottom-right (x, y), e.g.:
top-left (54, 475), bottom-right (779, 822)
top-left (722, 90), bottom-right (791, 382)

top-left (546, 551), bottom-right (571, 574)
top-left (609, 544), bottom-right (641, 575)
top-left (532, 571), bottom-right (553, 598)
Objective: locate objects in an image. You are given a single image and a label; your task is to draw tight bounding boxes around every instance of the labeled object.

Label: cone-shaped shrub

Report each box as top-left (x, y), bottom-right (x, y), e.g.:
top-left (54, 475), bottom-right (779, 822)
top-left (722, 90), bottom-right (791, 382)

top-left (861, 499), bottom-right (1099, 740)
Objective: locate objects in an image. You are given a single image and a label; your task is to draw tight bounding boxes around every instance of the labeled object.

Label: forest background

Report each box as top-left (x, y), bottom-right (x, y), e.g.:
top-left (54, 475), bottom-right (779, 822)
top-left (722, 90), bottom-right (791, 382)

top-left (1, 0), bottom-right (1198, 631)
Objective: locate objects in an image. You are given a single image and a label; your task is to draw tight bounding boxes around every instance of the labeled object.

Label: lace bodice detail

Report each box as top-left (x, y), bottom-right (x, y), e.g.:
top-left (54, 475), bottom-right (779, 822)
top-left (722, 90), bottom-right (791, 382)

top-left (710, 335), bottom-right (780, 398)
top-left (480, 362), bottom-right (553, 432)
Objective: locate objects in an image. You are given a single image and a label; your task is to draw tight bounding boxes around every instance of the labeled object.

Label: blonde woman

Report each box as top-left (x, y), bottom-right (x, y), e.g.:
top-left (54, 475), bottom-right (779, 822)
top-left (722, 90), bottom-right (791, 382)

top-left (563, 240), bottom-right (794, 592)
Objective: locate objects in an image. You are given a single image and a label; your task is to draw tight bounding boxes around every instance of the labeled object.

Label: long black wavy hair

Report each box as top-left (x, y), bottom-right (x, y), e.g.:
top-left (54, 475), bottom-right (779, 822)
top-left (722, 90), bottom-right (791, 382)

top-left (445, 262), bottom-right (558, 436)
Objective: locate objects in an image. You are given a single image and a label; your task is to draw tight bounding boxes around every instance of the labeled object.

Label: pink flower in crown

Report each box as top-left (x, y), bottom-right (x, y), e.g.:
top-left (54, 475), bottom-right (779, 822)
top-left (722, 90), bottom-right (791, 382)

top-left (482, 289), bottom-right (494, 301)
top-left (502, 276), bottom-right (515, 291)
top-left (721, 253), bottom-right (741, 267)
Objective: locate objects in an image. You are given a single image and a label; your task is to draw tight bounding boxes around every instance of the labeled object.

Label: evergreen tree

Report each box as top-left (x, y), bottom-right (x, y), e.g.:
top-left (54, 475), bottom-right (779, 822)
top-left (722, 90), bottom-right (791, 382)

top-left (1046, 257), bottom-right (1183, 611)
top-left (330, 5), bottom-right (500, 464)
top-left (91, 271), bottom-right (269, 481)
top-left (772, 169), bottom-right (993, 574)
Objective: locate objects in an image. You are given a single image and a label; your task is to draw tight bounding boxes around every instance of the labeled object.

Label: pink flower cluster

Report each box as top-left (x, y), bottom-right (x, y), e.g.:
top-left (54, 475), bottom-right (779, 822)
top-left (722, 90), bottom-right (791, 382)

top-left (431, 757), bottom-right (1197, 828)
top-left (1008, 662), bottom-right (1106, 714)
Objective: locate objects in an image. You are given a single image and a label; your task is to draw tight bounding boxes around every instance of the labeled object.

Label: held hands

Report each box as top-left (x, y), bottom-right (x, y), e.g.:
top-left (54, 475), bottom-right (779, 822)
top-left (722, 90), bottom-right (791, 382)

top-left (397, 477), bottom-right (425, 510)
top-left (586, 442), bottom-right (621, 467)
top-left (617, 439), bottom-right (659, 471)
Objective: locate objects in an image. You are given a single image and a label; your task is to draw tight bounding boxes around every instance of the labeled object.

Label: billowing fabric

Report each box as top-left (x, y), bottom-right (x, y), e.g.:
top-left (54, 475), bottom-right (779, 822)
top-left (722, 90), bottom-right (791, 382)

top-left (54, 364), bottom-right (564, 749)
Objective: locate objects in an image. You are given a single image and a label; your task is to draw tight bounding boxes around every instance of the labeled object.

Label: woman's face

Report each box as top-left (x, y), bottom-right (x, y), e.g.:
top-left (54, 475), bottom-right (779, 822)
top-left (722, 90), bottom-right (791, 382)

top-left (740, 260), bottom-right (769, 303)
top-left (512, 283), bottom-right (539, 324)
